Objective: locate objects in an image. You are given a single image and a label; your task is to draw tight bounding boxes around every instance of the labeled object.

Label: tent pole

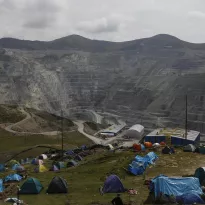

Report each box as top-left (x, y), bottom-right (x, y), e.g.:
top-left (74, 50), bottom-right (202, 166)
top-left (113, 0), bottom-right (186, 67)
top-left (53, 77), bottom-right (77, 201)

top-left (61, 109), bottom-right (64, 158)
top-left (185, 95), bottom-right (188, 140)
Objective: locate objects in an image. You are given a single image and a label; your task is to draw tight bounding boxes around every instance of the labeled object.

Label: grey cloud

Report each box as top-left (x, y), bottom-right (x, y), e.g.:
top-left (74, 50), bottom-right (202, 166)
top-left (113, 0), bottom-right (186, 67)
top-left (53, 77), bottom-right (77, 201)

top-left (188, 11), bottom-right (205, 18)
top-left (77, 17), bottom-right (120, 34)
top-left (22, 0), bottom-right (60, 29)
top-left (1, 0), bottom-right (205, 42)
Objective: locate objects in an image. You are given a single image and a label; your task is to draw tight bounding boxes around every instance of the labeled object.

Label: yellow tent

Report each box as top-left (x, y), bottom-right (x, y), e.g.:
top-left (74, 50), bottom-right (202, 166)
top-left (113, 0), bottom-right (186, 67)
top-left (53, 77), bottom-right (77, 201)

top-left (34, 164), bottom-right (48, 173)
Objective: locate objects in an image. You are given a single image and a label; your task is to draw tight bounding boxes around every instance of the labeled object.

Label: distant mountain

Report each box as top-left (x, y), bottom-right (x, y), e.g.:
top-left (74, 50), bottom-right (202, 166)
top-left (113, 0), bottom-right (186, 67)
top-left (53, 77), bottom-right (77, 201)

top-left (1, 34), bottom-right (205, 52)
top-left (0, 34), bottom-right (205, 134)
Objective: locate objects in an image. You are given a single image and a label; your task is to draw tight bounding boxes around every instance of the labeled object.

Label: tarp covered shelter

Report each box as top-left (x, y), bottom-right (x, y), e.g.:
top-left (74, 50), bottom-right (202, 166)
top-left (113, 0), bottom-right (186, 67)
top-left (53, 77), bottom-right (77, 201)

top-left (34, 165), bottom-right (48, 173)
top-left (195, 167), bottom-right (205, 184)
top-left (4, 174), bottom-right (22, 182)
top-left (0, 164), bottom-right (5, 172)
top-left (135, 152), bottom-right (158, 166)
top-left (184, 144), bottom-right (196, 152)
top-left (150, 175), bottom-right (203, 198)
top-left (128, 152), bottom-right (158, 175)
top-left (67, 160), bottom-right (78, 167)
top-left (19, 178), bottom-right (43, 194)
top-left (47, 176), bottom-right (68, 194)
top-left (102, 175), bottom-right (126, 194)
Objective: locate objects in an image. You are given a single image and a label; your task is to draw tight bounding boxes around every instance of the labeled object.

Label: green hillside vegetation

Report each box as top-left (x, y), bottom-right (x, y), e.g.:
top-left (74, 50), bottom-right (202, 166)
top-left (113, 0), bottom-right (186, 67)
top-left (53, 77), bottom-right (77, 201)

top-left (26, 108), bottom-right (74, 129)
top-left (0, 128), bottom-right (93, 162)
top-left (0, 104), bottom-right (26, 123)
top-left (0, 147), bottom-right (205, 205)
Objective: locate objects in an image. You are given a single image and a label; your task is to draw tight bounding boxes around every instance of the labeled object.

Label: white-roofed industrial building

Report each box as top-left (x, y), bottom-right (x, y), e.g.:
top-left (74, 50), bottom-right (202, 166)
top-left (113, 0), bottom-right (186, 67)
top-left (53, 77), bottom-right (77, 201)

top-left (100, 123), bottom-right (126, 137)
top-left (124, 124), bottom-right (144, 140)
top-left (145, 128), bottom-right (200, 145)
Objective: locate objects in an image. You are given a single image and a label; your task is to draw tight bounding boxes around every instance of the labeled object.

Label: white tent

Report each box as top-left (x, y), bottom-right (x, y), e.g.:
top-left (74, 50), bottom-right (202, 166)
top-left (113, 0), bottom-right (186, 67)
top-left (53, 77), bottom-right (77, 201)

top-left (40, 154), bottom-right (48, 159)
top-left (183, 144), bottom-right (196, 152)
top-left (107, 144), bottom-right (114, 150)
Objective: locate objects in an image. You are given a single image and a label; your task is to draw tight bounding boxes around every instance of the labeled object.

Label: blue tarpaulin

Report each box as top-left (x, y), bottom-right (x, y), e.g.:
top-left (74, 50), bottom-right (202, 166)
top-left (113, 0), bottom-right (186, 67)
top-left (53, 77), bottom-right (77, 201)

top-left (151, 175), bottom-right (203, 197)
top-left (129, 152), bottom-right (158, 175)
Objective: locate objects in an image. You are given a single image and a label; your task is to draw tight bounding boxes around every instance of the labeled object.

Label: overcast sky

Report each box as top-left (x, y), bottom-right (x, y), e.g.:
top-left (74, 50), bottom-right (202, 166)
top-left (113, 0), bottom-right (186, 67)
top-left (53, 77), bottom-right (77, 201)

top-left (1, 0), bottom-right (205, 43)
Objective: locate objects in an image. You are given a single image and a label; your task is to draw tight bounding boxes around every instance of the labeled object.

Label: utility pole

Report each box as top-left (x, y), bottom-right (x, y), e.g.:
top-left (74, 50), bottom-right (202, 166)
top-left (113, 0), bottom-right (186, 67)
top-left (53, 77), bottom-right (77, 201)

top-left (185, 95), bottom-right (188, 139)
top-left (61, 109), bottom-right (64, 158)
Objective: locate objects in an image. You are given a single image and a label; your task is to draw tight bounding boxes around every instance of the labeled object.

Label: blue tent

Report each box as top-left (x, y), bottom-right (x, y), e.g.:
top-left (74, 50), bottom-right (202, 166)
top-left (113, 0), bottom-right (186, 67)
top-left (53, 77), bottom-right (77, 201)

top-left (4, 174), bottom-right (22, 182)
top-left (65, 150), bottom-right (74, 156)
top-left (0, 164), bottom-right (5, 172)
top-left (74, 155), bottom-right (83, 161)
top-left (151, 175), bottom-right (203, 197)
top-left (54, 162), bottom-right (65, 169)
top-left (0, 179), bottom-right (4, 193)
top-left (81, 145), bottom-right (87, 150)
top-left (12, 164), bottom-right (20, 171)
top-left (176, 193), bottom-right (205, 204)
top-left (67, 160), bottom-right (78, 167)
top-left (102, 175), bottom-right (126, 194)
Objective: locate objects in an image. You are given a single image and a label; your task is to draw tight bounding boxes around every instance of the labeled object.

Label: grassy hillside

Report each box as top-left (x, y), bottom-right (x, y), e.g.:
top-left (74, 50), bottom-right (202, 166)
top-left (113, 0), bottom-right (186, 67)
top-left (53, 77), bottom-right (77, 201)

top-left (0, 104), bottom-right (26, 123)
top-left (0, 148), bottom-right (205, 205)
top-left (11, 108), bottom-right (75, 133)
top-left (0, 128), bottom-right (93, 163)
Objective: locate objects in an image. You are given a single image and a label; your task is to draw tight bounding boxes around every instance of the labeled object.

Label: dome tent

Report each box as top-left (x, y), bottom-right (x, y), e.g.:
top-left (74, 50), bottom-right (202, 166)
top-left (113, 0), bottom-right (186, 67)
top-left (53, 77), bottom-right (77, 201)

top-left (47, 176), bottom-right (68, 194)
top-left (34, 165), bottom-right (48, 173)
top-left (195, 167), bottom-right (205, 184)
top-left (184, 144), bottom-right (196, 152)
top-left (38, 154), bottom-right (48, 160)
top-left (102, 175), bottom-right (126, 194)
top-left (50, 165), bottom-right (59, 172)
top-left (4, 174), bottom-right (22, 183)
top-left (19, 178), bottom-right (43, 194)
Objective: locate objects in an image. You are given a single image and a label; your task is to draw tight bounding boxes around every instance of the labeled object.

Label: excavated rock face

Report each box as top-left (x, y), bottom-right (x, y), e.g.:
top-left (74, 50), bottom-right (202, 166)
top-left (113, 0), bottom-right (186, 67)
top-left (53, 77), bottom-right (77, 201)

top-left (0, 34), bottom-right (205, 133)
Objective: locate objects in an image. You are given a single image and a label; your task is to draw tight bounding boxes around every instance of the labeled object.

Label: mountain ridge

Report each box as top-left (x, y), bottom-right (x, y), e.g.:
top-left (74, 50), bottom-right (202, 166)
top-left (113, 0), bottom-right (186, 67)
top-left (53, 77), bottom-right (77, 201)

top-left (1, 34), bottom-right (205, 52)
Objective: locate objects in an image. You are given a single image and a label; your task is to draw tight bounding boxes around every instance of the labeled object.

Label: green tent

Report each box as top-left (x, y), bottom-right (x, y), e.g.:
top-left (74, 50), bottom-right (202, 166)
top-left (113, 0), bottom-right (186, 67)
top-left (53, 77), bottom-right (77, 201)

top-left (194, 167), bottom-right (205, 184)
top-left (7, 160), bottom-right (20, 167)
top-left (19, 177), bottom-right (43, 194)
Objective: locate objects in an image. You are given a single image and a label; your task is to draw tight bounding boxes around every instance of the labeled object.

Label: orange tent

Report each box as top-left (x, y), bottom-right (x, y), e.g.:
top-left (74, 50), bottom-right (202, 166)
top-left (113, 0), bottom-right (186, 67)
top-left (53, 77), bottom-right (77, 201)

top-left (160, 141), bottom-right (166, 146)
top-left (133, 143), bottom-right (142, 151)
top-left (144, 142), bottom-right (152, 148)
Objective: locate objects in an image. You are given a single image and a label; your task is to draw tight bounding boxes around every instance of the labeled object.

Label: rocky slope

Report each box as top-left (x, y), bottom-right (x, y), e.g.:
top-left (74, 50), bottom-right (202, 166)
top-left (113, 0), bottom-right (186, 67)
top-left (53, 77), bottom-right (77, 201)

top-left (0, 34), bottom-right (205, 133)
